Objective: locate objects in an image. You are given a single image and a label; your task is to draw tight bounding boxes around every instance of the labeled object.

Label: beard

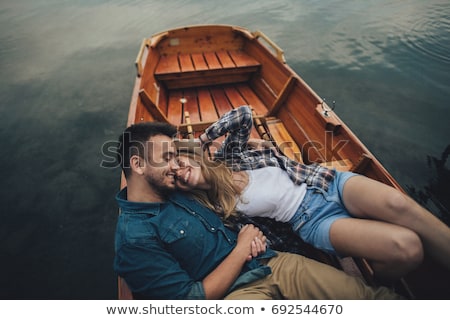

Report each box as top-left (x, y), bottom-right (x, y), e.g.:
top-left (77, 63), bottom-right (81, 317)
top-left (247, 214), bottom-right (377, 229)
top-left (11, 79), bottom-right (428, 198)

top-left (144, 172), bottom-right (176, 199)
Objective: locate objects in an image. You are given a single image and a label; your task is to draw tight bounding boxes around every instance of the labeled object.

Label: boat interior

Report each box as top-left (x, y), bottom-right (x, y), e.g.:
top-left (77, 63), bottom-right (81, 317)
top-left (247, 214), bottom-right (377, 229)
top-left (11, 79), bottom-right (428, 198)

top-left (130, 26), bottom-right (401, 184)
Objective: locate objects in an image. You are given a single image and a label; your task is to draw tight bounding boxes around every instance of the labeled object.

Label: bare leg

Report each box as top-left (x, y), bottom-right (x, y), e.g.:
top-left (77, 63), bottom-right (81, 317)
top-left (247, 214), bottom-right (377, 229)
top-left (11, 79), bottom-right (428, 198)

top-left (340, 175), bottom-right (450, 271)
top-left (330, 218), bottom-right (423, 279)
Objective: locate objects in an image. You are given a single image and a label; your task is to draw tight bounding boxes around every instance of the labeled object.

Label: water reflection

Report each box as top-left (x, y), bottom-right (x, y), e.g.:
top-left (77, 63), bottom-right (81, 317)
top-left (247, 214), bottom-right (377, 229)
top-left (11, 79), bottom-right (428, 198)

top-left (295, 0), bottom-right (450, 76)
top-left (407, 145), bottom-right (450, 226)
top-left (404, 2), bottom-right (450, 65)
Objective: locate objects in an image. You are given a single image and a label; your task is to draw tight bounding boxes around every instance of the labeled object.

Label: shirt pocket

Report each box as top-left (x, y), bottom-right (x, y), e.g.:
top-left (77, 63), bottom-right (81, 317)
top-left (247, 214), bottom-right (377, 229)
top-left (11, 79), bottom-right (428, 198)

top-left (162, 220), bottom-right (209, 268)
top-left (163, 220), bottom-right (189, 244)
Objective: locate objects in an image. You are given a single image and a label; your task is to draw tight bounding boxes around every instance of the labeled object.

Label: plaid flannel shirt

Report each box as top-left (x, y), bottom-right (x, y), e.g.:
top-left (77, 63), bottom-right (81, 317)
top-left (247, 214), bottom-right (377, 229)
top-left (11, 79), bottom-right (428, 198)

top-left (204, 105), bottom-right (336, 191)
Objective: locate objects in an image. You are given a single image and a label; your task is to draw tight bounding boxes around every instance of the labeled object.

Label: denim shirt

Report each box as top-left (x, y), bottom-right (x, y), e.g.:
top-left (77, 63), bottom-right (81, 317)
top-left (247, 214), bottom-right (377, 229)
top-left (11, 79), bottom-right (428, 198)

top-left (114, 188), bottom-right (275, 299)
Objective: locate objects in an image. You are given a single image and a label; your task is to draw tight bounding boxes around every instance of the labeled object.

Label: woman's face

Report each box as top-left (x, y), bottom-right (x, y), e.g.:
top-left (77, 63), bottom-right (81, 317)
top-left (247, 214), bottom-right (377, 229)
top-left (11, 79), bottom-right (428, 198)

top-left (175, 154), bottom-right (209, 191)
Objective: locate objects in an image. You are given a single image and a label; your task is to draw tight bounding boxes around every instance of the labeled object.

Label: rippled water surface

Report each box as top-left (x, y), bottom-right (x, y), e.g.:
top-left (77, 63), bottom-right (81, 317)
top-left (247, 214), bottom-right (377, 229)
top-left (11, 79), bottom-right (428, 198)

top-left (0, 0), bottom-right (449, 298)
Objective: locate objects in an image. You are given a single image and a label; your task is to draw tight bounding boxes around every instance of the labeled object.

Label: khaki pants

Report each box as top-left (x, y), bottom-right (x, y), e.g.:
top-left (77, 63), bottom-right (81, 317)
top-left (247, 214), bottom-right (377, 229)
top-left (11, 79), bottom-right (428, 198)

top-left (225, 252), bottom-right (402, 299)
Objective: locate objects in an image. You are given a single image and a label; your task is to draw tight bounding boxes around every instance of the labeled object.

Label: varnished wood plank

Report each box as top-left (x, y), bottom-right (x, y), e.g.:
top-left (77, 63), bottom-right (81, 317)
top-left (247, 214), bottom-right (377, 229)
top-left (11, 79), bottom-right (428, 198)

top-left (182, 89), bottom-right (201, 123)
top-left (191, 53), bottom-right (209, 71)
top-left (269, 76), bottom-right (297, 116)
top-left (161, 72), bottom-right (255, 90)
top-left (135, 98), bottom-right (153, 123)
top-left (216, 50), bottom-right (235, 68)
top-left (157, 51), bottom-right (259, 76)
top-left (167, 90), bottom-right (184, 124)
top-left (229, 50), bottom-right (260, 67)
top-left (224, 86), bottom-right (248, 107)
top-left (154, 50), bottom-right (260, 89)
top-left (277, 109), bottom-right (325, 164)
top-left (138, 89), bottom-right (169, 123)
top-left (210, 87), bottom-right (233, 116)
top-left (279, 82), bottom-right (346, 164)
top-left (197, 89), bottom-right (218, 122)
top-left (204, 52), bottom-right (222, 69)
top-left (155, 54), bottom-right (180, 75)
top-left (140, 46), bottom-right (160, 97)
top-left (351, 153), bottom-right (373, 174)
top-left (245, 40), bottom-right (290, 94)
top-left (266, 119), bottom-right (303, 163)
top-left (235, 84), bottom-right (268, 115)
top-left (156, 25), bottom-right (247, 55)
top-left (179, 53), bottom-right (195, 72)
top-left (249, 76), bottom-right (277, 108)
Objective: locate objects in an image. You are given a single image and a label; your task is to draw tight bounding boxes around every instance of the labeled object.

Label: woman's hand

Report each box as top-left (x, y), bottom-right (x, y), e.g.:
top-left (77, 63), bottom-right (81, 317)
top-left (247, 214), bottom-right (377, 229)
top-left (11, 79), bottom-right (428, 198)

top-left (236, 224), bottom-right (267, 261)
top-left (247, 138), bottom-right (274, 150)
top-left (250, 236), bottom-right (266, 260)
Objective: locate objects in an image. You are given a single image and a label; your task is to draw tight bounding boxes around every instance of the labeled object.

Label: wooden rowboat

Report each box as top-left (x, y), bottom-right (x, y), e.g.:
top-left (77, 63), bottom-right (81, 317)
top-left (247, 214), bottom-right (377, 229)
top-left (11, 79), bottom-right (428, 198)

top-left (119, 24), bottom-right (449, 299)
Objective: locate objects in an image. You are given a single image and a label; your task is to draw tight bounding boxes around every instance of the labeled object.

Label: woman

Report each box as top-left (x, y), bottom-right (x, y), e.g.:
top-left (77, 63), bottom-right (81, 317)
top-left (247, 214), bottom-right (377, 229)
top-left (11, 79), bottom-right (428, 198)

top-left (175, 105), bottom-right (450, 280)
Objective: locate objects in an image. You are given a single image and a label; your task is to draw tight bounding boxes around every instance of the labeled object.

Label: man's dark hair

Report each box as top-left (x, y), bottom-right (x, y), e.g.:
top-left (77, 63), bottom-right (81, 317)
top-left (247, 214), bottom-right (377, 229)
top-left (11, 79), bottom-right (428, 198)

top-left (117, 122), bottom-right (177, 177)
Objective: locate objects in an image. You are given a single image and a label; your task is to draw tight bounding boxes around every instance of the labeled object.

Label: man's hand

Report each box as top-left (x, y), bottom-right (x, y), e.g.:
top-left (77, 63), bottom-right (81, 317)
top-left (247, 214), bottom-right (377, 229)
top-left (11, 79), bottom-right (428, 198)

top-left (236, 224), bottom-right (267, 261)
top-left (202, 224), bottom-right (267, 299)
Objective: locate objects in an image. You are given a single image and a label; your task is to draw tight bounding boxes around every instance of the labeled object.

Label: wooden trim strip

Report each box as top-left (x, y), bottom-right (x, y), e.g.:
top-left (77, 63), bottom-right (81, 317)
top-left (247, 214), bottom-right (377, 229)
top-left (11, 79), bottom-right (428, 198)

top-left (178, 121), bottom-right (216, 134)
top-left (351, 153), bottom-right (373, 174)
top-left (269, 76), bottom-right (297, 116)
top-left (138, 89), bottom-right (170, 123)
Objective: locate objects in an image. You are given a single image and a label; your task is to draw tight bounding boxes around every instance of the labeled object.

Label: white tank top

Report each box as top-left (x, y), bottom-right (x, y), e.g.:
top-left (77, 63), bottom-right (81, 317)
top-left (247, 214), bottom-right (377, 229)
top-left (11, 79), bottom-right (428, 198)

top-left (235, 166), bottom-right (307, 222)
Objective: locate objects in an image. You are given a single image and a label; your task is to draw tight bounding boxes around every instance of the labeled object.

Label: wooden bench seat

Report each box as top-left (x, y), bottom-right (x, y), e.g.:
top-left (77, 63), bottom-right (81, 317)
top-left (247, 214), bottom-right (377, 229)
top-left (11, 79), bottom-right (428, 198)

top-left (263, 118), bottom-right (356, 171)
top-left (265, 118), bottom-right (303, 163)
top-left (155, 50), bottom-right (261, 89)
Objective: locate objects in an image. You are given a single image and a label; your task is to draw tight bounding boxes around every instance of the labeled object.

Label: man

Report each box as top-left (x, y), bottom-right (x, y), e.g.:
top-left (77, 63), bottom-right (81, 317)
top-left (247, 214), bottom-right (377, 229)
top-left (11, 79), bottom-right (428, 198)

top-left (113, 121), bottom-right (401, 299)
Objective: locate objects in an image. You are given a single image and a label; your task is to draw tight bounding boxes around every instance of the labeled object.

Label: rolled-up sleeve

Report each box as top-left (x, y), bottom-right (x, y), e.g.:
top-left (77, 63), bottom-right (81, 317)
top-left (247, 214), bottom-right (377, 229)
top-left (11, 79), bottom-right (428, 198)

top-left (185, 281), bottom-right (206, 299)
top-left (115, 242), bottom-right (206, 299)
top-left (204, 105), bottom-right (253, 158)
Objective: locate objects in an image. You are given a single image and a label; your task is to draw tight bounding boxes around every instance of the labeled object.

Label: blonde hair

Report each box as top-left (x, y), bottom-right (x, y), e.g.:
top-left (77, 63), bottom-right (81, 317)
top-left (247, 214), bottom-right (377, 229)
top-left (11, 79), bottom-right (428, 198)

top-left (179, 151), bottom-right (240, 220)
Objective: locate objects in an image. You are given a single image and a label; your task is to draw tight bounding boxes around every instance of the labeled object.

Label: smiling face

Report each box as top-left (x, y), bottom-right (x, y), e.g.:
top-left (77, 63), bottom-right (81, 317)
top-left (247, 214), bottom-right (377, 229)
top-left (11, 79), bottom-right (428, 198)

top-left (140, 134), bottom-right (179, 196)
top-left (175, 154), bottom-right (210, 191)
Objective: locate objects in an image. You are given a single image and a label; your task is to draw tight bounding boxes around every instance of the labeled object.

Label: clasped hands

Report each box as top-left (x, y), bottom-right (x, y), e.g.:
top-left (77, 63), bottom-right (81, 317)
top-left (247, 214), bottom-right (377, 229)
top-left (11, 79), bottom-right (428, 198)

top-left (237, 224), bottom-right (267, 261)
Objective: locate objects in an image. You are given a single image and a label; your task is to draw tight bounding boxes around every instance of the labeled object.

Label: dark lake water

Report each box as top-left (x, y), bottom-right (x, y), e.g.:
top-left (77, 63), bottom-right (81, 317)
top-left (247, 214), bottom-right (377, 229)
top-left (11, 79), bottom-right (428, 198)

top-left (0, 0), bottom-right (449, 299)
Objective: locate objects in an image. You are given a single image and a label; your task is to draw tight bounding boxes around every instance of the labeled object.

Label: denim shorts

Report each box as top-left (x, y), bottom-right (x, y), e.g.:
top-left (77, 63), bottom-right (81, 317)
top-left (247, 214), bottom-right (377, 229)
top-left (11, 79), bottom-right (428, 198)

top-left (288, 171), bottom-right (359, 255)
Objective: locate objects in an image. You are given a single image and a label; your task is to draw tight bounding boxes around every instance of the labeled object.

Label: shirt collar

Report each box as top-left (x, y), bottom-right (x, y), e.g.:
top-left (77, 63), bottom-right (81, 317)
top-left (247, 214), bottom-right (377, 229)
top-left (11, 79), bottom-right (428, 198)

top-left (115, 187), bottom-right (163, 215)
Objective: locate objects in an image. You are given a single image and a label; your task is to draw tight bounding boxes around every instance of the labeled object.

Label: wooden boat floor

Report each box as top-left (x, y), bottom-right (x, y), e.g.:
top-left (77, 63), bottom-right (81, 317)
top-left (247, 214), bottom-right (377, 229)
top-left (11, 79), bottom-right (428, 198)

top-left (168, 83), bottom-right (268, 137)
